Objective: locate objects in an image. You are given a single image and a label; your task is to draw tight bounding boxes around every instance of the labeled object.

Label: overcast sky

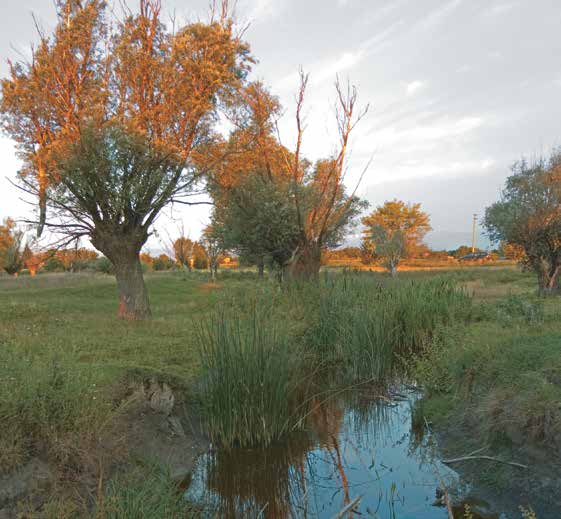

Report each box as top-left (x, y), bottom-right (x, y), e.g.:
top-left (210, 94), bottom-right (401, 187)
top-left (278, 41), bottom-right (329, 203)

top-left (0, 0), bottom-right (560, 251)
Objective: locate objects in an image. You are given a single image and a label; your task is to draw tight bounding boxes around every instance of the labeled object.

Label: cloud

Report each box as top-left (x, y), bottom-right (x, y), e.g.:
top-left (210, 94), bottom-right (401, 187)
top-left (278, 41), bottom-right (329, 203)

top-left (243, 0), bottom-right (282, 23)
top-left (275, 48), bottom-right (367, 94)
top-left (406, 80), bottom-right (426, 95)
top-left (415, 0), bottom-right (463, 32)
top-left (482, 2), bottom-right (517, 17)
top-left (369, 115), bottom-right (485, 150)
top-left (275, 22), bottom-right (403, 93)
top-left (313, 50), bottom-right (366, 84)
top-left (365, 157), bottom-right (496, 185)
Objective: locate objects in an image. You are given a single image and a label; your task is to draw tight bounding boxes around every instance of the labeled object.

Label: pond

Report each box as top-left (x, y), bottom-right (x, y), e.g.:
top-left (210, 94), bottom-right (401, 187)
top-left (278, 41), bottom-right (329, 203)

top-left (186, 386), bottom-right (499, 518)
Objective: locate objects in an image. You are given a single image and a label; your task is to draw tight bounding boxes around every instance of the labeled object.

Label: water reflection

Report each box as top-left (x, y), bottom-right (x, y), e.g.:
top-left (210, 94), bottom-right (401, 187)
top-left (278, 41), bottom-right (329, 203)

top-left (187, 388), bottom-right (464, 518)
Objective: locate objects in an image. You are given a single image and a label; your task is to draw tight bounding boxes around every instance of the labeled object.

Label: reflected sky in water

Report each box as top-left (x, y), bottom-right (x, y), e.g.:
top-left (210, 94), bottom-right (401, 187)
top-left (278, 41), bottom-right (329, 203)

top-left (187, 389), bottom-right (465, 518)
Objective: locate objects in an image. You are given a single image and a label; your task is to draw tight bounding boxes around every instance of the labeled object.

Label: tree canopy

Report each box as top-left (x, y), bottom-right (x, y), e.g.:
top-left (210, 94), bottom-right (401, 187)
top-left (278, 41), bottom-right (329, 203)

top-left (362, 200), bottom-right (431, 255)
top-left (361, 200), bottom-right (431, 274)
top-left (209, 75), bottom-right (368, 280)
top-left (485, 151), bottom-right (561, 295)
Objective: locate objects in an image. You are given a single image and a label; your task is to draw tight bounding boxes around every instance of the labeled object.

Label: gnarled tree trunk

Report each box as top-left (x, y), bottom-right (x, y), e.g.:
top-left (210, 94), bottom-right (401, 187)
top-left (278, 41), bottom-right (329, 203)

top-left (283, 242), bottom-right (321, 282)
top-left (91, 230), bottom-right (151, 320)
top-left (114, 256), bottom-right (151, 319)
top-left (536, 258), bottom-right (561, 296)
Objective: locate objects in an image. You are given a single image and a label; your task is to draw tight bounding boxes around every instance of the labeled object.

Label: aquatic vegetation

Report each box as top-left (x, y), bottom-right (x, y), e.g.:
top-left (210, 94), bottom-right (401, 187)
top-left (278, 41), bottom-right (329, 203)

top-left (307, 274), bottom-right (471, 382)
top-left (196, 305), bottom-right (307, 448)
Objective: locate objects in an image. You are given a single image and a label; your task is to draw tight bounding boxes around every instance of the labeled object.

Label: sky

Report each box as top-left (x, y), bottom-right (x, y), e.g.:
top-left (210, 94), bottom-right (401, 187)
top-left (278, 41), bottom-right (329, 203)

top-left (0, 0), bottom-right (560, 252)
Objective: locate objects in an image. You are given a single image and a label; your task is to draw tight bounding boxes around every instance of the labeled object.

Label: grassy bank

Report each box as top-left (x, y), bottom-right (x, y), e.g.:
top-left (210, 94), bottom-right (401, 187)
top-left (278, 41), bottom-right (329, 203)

top-left (411, 270), bottom-right (561, 517)
top-left (414, 284), bottom-right (561, 448)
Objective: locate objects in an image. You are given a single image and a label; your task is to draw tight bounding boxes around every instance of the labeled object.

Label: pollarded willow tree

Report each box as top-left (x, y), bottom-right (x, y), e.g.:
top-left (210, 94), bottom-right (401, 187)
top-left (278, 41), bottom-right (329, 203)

top-left (279, 73), bottom-right (369, 280)
top-left (210, 75), bottom-right (368, 281)
top-left (0, 0), bottom-right (252, 318)
top-left (485, 151), bottom-right (561, 295)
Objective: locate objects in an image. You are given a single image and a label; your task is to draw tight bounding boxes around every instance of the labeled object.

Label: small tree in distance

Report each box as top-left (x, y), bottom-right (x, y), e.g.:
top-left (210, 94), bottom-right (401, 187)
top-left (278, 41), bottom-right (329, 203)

top-left (369, 225), bottom-right (406, 276)
top-left (485, 151), bottom-right (561, 295)
top-left (201, 225), bottom-right (224, 282)
top-left (173, 236), bottom-right (195, 272)
top-left (362, 200), bottom-right (431, 255)
top-left (362, 200), bottom-right (431, 275)
top-left (0, 222), bottom-right (26, 277)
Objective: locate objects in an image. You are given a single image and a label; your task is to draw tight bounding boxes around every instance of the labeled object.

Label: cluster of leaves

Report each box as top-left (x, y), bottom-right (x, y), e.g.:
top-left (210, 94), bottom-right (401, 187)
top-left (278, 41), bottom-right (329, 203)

top-left (0, 218), bottom-right (27, 276)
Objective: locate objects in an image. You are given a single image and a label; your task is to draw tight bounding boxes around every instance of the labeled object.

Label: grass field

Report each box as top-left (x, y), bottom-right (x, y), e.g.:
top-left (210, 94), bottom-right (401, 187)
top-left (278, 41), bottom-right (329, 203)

top-left (1, 266), bottom-right (559, 517)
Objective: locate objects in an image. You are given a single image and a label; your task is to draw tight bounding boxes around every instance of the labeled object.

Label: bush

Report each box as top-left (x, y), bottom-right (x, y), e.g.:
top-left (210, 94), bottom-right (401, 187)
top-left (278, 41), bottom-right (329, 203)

top-left (193, 255), bottom-right (208, 270)
top-left (153, 254), bottom-right (175, 271)
top-left (91, 256), bottom-right (114, 274)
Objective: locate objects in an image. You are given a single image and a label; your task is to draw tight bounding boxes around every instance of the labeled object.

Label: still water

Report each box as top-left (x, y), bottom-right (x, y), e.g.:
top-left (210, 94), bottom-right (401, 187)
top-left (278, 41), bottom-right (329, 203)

top-left (186, 387), bottom-right (494, 518)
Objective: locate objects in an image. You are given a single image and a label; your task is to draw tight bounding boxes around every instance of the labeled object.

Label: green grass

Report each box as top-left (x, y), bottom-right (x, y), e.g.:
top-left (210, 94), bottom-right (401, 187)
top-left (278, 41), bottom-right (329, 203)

top-left (35, 466), bottom-right (194, 519)
top-left (413, 285), bottom-right (561, 448)
top-left (307, 273), bottom-right (471, 382)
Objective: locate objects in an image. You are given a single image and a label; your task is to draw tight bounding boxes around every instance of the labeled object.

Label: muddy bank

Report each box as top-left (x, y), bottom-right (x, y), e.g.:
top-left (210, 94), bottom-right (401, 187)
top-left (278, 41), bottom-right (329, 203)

top-left (433, 422), bottom-right (561, 519)
top-left (0, 377), bottom-right (209, 518)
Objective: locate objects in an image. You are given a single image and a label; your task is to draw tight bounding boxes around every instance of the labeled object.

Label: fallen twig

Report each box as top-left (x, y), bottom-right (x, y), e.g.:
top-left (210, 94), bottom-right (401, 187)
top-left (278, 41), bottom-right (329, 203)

top-left (441, 485), bottom-right (454, 519)
top-left (442, 455), bottom-right (528, 469)
top-left (330, 495), bottom-right (362, 519)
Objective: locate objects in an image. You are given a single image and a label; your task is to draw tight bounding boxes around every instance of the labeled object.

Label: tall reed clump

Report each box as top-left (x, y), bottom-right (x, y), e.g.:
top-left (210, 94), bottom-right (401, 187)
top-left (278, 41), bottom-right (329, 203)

top-left (196, 305), bottom-right (306, 448)
top-left (307, 273), bottom-right (471, 383)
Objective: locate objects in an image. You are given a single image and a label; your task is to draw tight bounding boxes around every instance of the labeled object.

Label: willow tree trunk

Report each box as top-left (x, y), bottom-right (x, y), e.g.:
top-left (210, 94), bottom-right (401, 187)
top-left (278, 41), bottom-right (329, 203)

top-left (114, 256), bottom-right (151, 319)
top-left (536, 260), bottom-right (561, 296)
top-left (209, 260), bottom-right (218, 282)
top-left (91, 231), bottom-right (151, 320)
top-left (283, 243), bottom-right (321, 282)
top-left (257, 255), bottom-right (265, 279)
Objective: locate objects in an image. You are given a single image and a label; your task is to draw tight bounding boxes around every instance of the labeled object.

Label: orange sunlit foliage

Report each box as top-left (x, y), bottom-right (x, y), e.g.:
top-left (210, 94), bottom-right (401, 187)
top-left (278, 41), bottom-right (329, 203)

top-left (0, 218), bottom-right (16, 254)
top-left (140, 253), bottom-right (155, 266)
top-left (206, 81), bottom-right (290, 193)
top-left (173, 237), bottom-right (195, 270)
top-left (56, 248), bottom-right (98, 271)
top-left (362, 199), bottom-right (432, 257)
top-left (0, 1), bottom-right (253, 238)
top-left (22, 247), bottom-right (43, 277)
top-left (501, 242), bottom-right (525, 260)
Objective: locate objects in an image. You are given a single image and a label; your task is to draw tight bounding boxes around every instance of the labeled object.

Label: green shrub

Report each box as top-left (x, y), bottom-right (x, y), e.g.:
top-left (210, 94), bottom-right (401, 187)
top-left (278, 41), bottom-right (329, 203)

top-left (93, 256), bottom-right (114, 274)
top-left (495, 294), bottom-right (544, 326)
